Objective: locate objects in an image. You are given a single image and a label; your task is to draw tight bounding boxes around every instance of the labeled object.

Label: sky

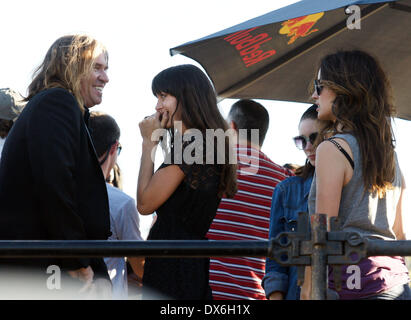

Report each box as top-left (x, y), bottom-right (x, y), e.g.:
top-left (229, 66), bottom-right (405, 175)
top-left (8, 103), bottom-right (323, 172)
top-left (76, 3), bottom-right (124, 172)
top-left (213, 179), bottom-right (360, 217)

top-left (1, 0), bottom-right (410, 235)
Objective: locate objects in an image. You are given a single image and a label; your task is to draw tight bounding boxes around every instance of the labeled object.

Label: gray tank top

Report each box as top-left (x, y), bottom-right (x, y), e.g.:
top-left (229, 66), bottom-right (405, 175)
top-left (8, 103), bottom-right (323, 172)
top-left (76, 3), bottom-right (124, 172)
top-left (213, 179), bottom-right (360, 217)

top-left (308, 133), bottom-right (402, 240)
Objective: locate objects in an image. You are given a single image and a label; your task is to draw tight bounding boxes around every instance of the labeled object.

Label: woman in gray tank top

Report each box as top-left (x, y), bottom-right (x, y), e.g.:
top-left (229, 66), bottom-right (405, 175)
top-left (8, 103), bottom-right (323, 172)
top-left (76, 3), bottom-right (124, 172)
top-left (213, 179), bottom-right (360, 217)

top-left (301, 50), bottom-right (410, 300)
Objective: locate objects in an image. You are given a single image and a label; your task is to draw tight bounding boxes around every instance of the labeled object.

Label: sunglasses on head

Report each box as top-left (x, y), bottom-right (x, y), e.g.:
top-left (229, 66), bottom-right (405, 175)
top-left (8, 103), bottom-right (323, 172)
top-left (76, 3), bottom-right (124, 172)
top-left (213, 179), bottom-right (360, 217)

top-left (293, 132), bottom-right (318, 150)
top-left (314, 79), bottom-right (323, 96)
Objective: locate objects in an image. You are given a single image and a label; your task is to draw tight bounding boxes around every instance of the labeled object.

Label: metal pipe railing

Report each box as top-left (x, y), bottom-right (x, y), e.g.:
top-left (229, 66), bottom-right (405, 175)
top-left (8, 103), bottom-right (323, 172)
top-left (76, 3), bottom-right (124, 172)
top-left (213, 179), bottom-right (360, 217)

top-left (310, 214), bottom-right (328, 300)
top-left (366, 239), bottom-right (411, 256)
top-left (0, 238), bottom-right (409, 258)
top-left (0, 213), bottom-right (410, 300)
top-left (0, 240), bottom-right (270, 258)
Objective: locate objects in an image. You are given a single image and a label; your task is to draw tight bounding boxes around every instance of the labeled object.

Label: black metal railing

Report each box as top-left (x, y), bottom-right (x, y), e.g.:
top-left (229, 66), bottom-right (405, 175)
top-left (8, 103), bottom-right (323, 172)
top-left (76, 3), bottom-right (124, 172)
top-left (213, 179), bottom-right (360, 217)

top-left (0, 212), bottom-right (410, 300)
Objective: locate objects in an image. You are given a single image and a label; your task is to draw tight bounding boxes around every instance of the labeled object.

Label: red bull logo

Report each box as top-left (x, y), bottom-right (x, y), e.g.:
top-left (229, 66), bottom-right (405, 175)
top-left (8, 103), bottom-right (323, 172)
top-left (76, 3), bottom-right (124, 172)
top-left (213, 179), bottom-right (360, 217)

top-left (279, 13), bottom-right (324, 45)
top-left (224, 27), bottom-right (276, 68)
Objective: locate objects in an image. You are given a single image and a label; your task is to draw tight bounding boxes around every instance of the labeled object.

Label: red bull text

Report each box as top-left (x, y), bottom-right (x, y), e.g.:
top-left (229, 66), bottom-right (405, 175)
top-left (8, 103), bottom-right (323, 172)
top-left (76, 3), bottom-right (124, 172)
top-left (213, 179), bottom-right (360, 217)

top-left (224, 27), bottom-right (276, 68)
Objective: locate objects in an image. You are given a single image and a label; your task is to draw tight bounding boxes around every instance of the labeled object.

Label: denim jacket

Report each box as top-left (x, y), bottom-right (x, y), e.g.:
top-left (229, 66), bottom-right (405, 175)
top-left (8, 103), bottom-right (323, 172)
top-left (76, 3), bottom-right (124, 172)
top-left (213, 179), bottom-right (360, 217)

top-left (262, 175), bottom-right (313, 300)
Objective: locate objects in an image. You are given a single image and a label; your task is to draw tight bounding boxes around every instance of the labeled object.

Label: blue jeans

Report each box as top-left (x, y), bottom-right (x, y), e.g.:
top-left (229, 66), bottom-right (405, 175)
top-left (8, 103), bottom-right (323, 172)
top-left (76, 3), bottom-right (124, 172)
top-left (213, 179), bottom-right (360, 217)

top-left (362, 283), bottom-right (411, 300)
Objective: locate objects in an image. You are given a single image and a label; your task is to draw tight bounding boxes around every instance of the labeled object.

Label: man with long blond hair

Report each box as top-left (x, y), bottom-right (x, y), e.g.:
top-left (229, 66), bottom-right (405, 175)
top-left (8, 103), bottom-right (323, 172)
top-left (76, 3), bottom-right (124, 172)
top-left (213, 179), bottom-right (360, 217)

top-left (0, 35), bottom-right (111, 299)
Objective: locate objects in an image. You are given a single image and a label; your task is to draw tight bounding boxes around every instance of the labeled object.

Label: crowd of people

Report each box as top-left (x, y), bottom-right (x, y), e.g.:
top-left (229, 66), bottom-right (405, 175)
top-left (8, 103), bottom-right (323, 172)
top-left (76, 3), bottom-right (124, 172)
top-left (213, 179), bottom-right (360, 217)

top-left (0, 34), bottom-right (409, 300)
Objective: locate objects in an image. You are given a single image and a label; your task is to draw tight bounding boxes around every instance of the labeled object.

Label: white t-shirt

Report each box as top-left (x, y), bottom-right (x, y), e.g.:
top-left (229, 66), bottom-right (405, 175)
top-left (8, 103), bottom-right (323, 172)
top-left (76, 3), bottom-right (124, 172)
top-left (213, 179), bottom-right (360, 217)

top-left (104, 183), bottom-right (143, 299)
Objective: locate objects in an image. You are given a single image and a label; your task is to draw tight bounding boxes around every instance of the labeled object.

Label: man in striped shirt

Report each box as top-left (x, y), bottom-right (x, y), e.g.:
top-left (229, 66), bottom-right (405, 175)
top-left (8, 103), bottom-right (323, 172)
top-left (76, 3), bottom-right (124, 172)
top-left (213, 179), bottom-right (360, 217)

top-left (206, 99), bottom-right (293, 300)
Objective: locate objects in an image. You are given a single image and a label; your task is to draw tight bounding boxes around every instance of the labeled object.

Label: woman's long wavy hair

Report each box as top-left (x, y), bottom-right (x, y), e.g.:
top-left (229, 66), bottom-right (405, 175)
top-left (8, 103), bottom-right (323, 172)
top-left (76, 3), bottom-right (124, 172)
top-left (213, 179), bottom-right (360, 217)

top-left (151, 64), bottom-right (237, 198)
top-left (26, 34), bottom-right (108, 111)
top-left (317, 50), bottom-right (396, 197)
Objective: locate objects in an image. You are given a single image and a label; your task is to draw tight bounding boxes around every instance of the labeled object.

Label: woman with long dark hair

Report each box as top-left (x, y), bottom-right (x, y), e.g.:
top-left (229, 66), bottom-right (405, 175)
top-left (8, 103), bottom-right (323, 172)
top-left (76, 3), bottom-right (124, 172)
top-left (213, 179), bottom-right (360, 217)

top-left (263, 104), bottom-right (329, 300)
top-left (302, 50), bottom-right (410, 300)
top-left (137, 64), bottom-right (237, 299)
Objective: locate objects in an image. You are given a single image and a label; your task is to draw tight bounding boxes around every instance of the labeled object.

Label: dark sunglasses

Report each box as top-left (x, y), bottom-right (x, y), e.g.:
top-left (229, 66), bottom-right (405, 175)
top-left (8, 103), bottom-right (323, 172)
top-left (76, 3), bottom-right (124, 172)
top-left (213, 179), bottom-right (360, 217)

top-left (314, 79), bottom-right (323, 96)
top-left (293, 132), bottom-right (318, 150)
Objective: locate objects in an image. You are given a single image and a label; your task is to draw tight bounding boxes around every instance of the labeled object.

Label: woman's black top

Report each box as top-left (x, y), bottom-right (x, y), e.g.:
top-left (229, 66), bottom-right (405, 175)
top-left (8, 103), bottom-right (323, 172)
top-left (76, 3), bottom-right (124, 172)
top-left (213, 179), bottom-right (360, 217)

top-left (142, 137), bottom-right (223, 300)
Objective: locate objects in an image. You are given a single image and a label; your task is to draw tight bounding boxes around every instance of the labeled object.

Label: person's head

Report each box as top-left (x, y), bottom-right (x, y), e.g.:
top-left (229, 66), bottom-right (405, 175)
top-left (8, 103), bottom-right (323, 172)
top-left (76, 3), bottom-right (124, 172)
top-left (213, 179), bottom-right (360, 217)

top-left (312, 49), bottom-right (396, 196)
top-left (311, 50), bottom-right (395, 123)
top-left (28, 34), bottom-right (109, 110)
top-left (0, 88), bottom-right (27, 138)
top-left (88, 111), bottom-right (121, 179)
top-left (227, 99), bottom-right (269, 147)
top-left (151, 64), bottom-right (237, 198)
top-left (293, 104), bottom-right (321, 179)
top-left (152, 64), bottom-right (226, 133)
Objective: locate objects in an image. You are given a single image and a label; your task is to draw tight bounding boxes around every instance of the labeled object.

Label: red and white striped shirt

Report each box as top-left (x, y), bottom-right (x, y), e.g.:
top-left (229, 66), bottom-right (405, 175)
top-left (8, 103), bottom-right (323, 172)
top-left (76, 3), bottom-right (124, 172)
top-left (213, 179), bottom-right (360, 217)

top-left (207, 145), bottom-right (292, 300)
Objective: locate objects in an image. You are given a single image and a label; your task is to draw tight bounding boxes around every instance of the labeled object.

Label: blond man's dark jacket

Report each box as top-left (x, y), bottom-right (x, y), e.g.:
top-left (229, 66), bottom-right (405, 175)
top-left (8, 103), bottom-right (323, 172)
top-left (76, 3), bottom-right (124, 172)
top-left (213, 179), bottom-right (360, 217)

top-left (0, 88), bottom-right (111, 281)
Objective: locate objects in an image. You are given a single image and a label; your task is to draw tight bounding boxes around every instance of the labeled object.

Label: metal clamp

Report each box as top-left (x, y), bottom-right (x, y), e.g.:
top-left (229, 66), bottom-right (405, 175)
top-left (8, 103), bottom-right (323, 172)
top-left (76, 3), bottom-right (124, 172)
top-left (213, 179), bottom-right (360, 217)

top-left (268, 212), bottom-right (367, 291)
